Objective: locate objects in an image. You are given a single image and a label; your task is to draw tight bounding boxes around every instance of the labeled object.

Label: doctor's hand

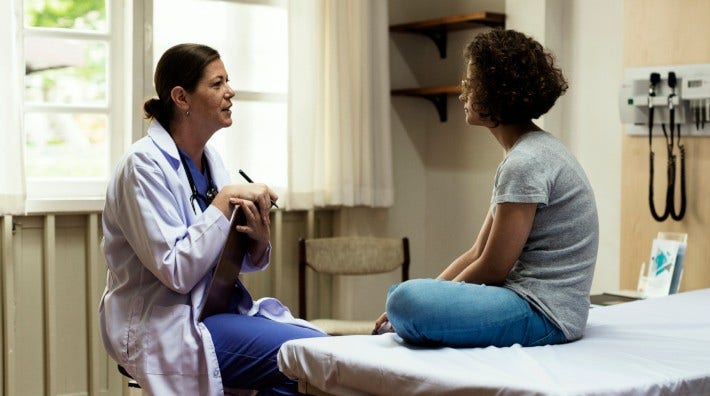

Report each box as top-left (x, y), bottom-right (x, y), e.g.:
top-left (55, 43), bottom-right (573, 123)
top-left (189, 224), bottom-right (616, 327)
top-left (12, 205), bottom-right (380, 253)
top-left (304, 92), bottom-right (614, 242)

top-left (212, 183), bottom-right (278, 224)
top-left (230, 198), bottom-right (270, 263)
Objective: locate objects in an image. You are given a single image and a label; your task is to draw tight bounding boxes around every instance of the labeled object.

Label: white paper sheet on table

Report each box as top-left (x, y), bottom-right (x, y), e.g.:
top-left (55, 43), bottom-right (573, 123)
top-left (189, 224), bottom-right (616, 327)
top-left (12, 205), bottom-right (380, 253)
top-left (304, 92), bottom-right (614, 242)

top-left (278, 289), bottom-right (710, 396)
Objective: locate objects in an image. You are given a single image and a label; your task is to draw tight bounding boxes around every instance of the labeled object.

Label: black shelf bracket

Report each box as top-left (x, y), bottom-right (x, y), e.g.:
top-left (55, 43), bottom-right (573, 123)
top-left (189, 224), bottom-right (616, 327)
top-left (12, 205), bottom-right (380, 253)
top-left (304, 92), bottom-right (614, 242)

top-left (418, 28), bottom-right (448, 59)
top-left (423, 93), bottom-right (448, 122)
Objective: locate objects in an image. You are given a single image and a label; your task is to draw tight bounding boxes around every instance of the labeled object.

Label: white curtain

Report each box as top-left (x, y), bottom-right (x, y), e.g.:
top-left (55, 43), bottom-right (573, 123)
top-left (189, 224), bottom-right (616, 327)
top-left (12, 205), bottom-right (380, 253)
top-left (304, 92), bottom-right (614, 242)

top-left (287, 0), bottom-right (393, 210)
top-left (0, 0), bottom-right (26, 215)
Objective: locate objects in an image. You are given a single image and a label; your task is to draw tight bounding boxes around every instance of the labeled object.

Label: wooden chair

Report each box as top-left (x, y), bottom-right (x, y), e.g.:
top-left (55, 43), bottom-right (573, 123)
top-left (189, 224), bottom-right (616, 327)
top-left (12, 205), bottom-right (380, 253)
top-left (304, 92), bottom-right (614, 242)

top-left (298, 237), bottom-right (410, 335)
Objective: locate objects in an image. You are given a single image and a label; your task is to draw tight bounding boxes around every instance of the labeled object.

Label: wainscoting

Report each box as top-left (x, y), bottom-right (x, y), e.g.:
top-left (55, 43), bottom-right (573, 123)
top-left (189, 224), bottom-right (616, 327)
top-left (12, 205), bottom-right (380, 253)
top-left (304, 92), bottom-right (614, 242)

top-left (1, 209), bottom-right (333, 396)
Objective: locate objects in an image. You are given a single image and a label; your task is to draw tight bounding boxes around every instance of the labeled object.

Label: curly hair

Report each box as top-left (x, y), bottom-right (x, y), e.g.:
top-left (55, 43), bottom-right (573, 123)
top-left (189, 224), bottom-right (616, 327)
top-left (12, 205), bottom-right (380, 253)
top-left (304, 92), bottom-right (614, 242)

top-left (460, 29), bottom-right (568, 126)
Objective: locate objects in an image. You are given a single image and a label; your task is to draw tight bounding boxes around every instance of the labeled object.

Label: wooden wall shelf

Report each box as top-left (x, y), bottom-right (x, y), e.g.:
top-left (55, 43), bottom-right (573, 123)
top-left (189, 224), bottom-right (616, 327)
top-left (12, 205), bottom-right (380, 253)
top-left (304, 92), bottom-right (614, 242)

top-left (391, 85), bottom-right (461, 122)
top-left (390, 11), bottom-right (504, 122)
top-left (390, 12), bottom-right (505, 58)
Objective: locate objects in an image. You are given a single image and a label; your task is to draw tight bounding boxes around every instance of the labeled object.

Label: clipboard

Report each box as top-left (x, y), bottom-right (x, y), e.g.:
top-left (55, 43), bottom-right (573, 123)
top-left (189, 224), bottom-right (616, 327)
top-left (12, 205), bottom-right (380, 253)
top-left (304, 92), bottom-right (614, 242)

top-left (198, 206), bottom-right (250, 322)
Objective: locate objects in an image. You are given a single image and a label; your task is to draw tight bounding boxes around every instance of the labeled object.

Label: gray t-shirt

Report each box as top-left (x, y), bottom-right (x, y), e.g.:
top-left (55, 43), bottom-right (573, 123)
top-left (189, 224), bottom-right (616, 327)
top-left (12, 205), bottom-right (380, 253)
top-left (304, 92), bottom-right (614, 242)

top-left (493, 130), bottom-right (599, 340)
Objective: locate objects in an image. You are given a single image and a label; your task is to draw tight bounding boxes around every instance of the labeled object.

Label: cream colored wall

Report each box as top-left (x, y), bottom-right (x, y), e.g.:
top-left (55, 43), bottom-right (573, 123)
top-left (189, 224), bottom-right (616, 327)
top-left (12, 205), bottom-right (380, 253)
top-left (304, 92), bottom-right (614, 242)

top-left (554, 0), bottom-right (624, 293)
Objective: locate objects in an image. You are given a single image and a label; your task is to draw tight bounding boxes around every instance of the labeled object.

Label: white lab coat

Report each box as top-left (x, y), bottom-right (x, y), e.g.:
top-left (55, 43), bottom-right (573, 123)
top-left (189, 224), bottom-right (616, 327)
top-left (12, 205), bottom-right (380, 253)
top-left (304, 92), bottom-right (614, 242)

top-left (98, 121), bottom-right (313, 396)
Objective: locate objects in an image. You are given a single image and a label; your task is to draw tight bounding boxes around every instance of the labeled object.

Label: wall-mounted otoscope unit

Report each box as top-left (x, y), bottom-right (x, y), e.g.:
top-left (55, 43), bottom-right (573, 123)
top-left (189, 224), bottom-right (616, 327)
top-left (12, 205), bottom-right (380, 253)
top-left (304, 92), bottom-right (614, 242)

top-left (619, 64), bottom-right (710, 222)
top-left (620, 64), bottom-right (710, 136)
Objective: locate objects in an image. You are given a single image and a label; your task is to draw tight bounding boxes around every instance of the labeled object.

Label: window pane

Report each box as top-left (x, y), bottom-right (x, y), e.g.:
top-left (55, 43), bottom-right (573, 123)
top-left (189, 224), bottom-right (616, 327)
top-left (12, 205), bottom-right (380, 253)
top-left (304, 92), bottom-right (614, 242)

top-left (212, 101), bottom-right (287, 191)
top-left (153, 0), bottom-right (287, 93)
top-left (153, 0), bottom-right (290, 196)
top-left (25, 112), bottom-right (109, 178)
top-left (24, 0), bottom-right (107, 31)
top-left (25, 37), bottom-right (108, 105)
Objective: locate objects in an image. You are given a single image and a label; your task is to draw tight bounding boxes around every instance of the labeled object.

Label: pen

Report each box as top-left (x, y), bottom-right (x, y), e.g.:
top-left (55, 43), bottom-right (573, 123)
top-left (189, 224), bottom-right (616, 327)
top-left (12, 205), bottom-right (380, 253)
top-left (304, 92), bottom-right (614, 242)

top-left (238, 169), bottom-right (279, 208)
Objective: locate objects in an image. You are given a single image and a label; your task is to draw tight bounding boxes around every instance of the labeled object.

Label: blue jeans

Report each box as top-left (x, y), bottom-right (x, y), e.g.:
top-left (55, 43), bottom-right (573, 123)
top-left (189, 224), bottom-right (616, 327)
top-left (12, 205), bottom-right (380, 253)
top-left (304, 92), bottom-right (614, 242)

top-left (204, 314), bottom-right (327, 395)
top-left (386, 279), bottom-right (567, 348)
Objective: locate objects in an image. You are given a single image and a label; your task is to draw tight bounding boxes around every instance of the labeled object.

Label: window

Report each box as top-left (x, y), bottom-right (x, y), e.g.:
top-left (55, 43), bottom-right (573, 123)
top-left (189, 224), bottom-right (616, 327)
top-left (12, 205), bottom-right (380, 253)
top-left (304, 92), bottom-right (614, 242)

top-left (22, 0), bottom-right (128, 207)
top-left (13, 0), bottom-right (287, 211)
top-left (152, 0), bottom-right (288, 196)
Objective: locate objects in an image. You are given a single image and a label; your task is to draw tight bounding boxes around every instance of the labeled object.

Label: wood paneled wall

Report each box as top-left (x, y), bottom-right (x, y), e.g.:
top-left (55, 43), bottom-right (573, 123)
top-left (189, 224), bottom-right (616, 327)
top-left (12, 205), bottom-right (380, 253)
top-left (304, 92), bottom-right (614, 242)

top-left (621, 0), bottom-right (710, 291)
top-left (1, 214), bottom-right (122, 396)
top-left (1, 210), bottom-right (332, 396)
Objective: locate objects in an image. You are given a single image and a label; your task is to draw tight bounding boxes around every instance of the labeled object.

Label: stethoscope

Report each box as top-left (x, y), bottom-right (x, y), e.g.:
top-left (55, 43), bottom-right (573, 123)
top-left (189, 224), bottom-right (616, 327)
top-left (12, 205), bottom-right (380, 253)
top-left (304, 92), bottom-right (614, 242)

top-left (647, 72), bottom-right (686, 222)
top-left (177, 147), bottom-right (219, 214)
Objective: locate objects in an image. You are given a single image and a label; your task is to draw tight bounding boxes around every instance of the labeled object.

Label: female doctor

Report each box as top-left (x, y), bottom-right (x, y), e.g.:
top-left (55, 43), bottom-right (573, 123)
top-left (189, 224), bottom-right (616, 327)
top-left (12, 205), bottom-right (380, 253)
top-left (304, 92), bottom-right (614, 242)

top-left (99, 43), bottom-right (325, 396)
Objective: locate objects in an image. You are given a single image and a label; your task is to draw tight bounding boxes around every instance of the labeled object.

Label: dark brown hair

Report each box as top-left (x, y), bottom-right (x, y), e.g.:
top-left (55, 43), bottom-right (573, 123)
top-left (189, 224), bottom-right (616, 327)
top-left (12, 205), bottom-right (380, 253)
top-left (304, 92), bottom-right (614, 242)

top-left (143, 43), bottom-right (221, 128)
top-left (460, 29), bottom-right (568, 126)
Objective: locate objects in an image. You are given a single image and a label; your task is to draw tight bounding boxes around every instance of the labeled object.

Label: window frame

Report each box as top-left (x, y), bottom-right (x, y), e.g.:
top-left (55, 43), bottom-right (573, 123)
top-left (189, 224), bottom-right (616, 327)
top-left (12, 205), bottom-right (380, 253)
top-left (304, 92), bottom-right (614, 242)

top-left (23, 0), bottom-right (134, 213)
top-left (22, 0), bottom-right (288, 213)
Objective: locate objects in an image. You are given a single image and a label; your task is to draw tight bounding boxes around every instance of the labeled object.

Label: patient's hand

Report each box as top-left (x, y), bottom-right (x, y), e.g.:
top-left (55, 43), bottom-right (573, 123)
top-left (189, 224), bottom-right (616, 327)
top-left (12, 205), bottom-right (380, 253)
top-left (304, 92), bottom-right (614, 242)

top-left (373, 321), bottom-right (394, 335)
top-left (372, 312), bottom-right (395, 335)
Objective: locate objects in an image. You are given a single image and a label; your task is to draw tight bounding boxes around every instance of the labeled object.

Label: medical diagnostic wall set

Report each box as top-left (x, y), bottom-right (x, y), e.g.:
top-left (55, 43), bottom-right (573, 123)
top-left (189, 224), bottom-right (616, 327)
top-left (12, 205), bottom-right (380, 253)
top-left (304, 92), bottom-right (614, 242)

top-left (620, 64), bottom-right (710, 222)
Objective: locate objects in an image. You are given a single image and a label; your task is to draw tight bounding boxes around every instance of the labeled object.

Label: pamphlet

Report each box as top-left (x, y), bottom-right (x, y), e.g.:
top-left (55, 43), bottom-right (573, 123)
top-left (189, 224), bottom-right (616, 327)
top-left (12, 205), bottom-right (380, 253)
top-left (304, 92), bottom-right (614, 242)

top-left (642, 238), bottom-right (681, 298)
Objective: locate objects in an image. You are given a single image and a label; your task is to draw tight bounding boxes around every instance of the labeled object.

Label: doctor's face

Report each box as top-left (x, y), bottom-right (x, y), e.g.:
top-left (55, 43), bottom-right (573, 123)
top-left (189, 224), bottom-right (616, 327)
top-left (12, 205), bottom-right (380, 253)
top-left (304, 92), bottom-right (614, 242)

top-left (189, 58), bottom-right (236, 132)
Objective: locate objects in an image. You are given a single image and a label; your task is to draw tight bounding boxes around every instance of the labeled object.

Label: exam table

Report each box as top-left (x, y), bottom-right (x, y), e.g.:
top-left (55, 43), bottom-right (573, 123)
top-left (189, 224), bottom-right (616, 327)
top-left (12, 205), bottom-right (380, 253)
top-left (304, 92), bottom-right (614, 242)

top-left (278, 288), bottom-right (710, 395)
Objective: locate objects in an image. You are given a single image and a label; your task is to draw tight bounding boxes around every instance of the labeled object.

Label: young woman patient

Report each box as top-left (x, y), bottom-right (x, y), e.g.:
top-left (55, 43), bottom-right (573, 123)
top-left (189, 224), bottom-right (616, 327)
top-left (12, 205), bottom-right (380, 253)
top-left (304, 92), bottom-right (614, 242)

top-left (374, 29), bottom-right (599, 348)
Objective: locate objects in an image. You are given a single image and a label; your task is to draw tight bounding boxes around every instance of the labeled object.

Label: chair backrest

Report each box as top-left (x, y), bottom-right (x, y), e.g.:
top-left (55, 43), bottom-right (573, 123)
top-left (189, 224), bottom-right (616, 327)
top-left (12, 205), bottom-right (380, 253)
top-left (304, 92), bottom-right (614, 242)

top-left (298, 236), bottom-right (409, 319)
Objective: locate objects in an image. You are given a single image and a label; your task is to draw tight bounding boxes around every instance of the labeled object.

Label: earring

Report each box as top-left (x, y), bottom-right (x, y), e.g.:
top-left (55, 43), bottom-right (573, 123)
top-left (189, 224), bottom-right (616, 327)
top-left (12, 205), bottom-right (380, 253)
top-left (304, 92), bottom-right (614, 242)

top-left (185, 110), bottom-right (190, 117)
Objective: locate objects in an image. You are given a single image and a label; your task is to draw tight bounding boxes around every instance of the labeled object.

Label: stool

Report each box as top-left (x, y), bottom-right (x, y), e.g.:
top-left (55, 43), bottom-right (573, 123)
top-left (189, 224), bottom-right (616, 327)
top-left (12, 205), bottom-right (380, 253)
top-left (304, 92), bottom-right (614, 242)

top-left (118, 365), bottom-right (257, 395)
top-left (117, 364), bottom-right (141, 389)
